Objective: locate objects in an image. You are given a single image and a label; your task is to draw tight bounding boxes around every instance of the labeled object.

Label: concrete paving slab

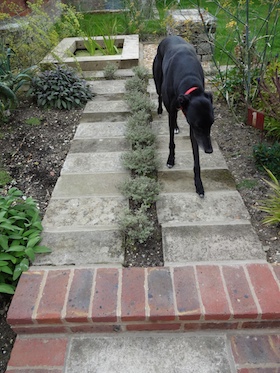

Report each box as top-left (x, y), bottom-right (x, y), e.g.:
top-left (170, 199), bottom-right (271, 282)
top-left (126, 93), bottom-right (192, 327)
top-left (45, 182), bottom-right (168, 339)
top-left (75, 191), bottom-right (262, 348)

top-left (65, 334), bottom-right (232, 373)
top-left (61, 152), bottom-right (126, 174)
top-left (157, 149), bottom-right (228, 170)
top-left (52, 173), bottom-right (130, 198)
top-left (69, 138), bottom-right (130, 153)
top-left (74, 122), bottom-right (126, 139)
top-left (162, 222), bottom-right (265, 263)
top-left (157, 136), bottom-right (220, 152)
top-left (42, 196), bottom-right (128, 229)
top-left (157, 191), bottom-right (250, 225)
top-left (89, 79), bottom-right (126, 97)
top-left (82, 68), bottom-right (135, 79)
top-left (36, 228), bottom-right (123, 265)
top-left (82, 100), bottom-right (130, 122)
top-left (159, 169), bottom-right (236, 193)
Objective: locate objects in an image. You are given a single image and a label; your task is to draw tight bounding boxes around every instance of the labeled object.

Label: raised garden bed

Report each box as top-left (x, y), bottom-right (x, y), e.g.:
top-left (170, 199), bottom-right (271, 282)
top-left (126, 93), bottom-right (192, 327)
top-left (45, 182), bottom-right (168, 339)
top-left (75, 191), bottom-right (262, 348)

top-left (41, 34), bottom-right (139, 71)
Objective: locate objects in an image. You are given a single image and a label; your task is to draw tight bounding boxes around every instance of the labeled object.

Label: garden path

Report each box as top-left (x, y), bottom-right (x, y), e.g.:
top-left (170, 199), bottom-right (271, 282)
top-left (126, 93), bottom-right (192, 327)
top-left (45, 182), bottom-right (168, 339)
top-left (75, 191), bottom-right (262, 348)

top-left (5, 48), bottom-right (280, 372)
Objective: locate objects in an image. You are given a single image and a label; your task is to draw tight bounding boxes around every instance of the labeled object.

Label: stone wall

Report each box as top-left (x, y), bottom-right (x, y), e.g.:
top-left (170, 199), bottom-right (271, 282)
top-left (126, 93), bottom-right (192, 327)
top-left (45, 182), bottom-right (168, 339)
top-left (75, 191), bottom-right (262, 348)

top-left (166, 9), bottom-right (217, 61)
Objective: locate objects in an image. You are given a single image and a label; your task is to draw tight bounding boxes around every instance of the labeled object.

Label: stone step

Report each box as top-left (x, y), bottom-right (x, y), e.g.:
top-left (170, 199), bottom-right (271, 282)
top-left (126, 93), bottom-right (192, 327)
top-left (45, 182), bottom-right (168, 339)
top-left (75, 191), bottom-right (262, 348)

top-left (157, 191), bottom-right (251, 225)
top-left (61, 151), bottom-right (127, 174)
top-left (69, 137), bottom-right (130, 153)
top-left (7, 329), bottom-right (280, 372)
top-left (42, 196), bottom-right (127, 230)
top-left (74, 121), bottom-right (126, 139)
top-left (159, 169), bottom-right (236, 193)
top-left (162, 222), bottom-right (265, 263)
top-left (89, 79), bottom-right (126, 99)
top-left (36, 228), bottom-right (124, 266)
top-left (52, 173), bottom-right (129, 198)
top-left (81, 100), bottom-right (130, 122)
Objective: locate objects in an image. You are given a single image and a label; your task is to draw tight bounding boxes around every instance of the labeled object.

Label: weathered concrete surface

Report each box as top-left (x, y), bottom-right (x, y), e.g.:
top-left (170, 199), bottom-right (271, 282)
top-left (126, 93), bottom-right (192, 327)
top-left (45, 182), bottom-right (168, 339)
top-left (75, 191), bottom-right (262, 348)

top-left (65, 334), bottom-right (232, 373)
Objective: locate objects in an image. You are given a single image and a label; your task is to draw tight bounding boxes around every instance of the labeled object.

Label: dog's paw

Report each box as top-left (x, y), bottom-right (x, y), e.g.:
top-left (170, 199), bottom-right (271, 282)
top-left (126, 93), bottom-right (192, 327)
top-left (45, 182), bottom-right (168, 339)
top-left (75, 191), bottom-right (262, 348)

top-left (167, 163), bottom-right (174, 169)
top-left (174, 127), bottom-right (180, 134)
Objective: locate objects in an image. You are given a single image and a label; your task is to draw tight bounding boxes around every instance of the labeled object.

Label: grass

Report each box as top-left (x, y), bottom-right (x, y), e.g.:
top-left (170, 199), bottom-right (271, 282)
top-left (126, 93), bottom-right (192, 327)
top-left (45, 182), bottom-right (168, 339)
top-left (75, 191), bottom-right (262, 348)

top-left (78, 0), bottom-right (280, 64)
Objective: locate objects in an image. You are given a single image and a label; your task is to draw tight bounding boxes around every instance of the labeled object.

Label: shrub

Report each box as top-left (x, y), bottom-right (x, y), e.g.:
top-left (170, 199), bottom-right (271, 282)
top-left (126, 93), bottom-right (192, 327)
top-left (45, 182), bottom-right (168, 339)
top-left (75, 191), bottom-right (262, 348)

top-left (0, 188), bottom-right (51, 294)
top-left (253, 142), bottom-right (280, 180)
top-left (125, 75), bottom-right (148, 94)
top-left (30, 65), bottom-right (93, 110)
top-left (126, 124), bottom-right (156, 147)
top-left (119, 205), bottom-right (154, 245)
top-left (126, 110), bottom-right (151, 129)
top-left (119, 176), bottom-right (161, 206)
top-left (125, 91), bottom-right (155, 113)
top-left (103, 63), bottom-right (118, 80)
top-left (121, 145), bottom-right (159, 176)
top-left (258, 169), bottom-right (280, 226)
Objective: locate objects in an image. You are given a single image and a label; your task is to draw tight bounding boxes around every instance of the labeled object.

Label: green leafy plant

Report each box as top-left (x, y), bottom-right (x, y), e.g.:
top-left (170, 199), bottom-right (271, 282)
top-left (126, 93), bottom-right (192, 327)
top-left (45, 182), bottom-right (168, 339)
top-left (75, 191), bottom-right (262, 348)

top-left (30, 65), bottom-right (93, 110)
top-left (253, 142), bottom-right (280, 180)
top-left (103, 63), bottom-right (118, 80)
top-left (121, 145), bottom-right (159, 176)
top-left (119, 176), bottom-right (161, 206)
top-left (24, 117), bottom-right (42, 126)
top-left (119, 204), bottom-right (154, 245)
top-left (0, 169), bottom-right (12, 186)
top-left (126, 124), bottom-right (156, 148)
top-left (258, 168), bottom-right (280, 225)
top-left (0, 188), bottom-right (51, 294)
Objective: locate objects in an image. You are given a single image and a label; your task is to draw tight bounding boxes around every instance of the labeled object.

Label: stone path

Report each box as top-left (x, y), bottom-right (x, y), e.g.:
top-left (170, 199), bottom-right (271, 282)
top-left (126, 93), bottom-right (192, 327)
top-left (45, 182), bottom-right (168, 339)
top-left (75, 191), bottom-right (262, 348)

top-left (6, 65), bottom-right (280, 372)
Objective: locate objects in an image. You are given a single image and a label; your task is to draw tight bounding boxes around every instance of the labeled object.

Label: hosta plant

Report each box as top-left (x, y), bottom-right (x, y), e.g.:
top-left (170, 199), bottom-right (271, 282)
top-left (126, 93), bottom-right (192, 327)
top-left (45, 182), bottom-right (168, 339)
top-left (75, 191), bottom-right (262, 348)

top-left (30, 65), bottom-right (93, 110)
top-left (0, 188), bottom-right (51, 294)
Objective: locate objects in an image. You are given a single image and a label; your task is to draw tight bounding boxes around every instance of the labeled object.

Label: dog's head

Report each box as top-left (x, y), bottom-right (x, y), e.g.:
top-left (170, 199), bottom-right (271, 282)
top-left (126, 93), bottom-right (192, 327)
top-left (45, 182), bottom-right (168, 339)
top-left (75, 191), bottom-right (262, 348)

top-left (178, 91), bottom-right (214, 154)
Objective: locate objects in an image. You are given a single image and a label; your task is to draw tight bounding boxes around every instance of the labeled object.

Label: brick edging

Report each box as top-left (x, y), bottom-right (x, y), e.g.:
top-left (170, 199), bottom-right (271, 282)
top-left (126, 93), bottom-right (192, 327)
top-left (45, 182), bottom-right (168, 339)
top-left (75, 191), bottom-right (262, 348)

top-left (7, 262), bottom-right (280, 334)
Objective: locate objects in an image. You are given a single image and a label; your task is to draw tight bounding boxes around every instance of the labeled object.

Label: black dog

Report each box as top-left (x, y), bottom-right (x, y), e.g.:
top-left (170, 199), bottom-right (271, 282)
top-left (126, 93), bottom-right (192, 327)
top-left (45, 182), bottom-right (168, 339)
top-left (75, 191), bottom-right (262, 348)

top-left (153, 35), bottom-right (214, 197)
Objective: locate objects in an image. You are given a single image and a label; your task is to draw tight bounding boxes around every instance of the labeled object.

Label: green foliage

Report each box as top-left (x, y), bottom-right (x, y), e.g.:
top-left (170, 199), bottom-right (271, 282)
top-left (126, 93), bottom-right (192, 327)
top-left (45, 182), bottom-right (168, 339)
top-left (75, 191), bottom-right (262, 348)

top-left (119, 176), bottom-right (161, 206)
top-left (253, 142), bottom-right (280, 180)
top-left (30, 65), bottom-right (93, 110)
top-left (126, 124), bottom-right (156, 148)
top-left (119, 204), bottom-right (154, 245)
top-left (0, 188), bottom-right (51, 294)
top-left (121, 145), bottom-right (159, 176)
top-left (24, 117), bottom-right (42, 126)
top-left (236, 178), bottom-right (258, 190)
top-left (103, 63), bottom-right (118, 80)
top-left (3, 0), bottom-right (83, 69)
top-left (0, 169), bottom-right (12, 186)
top-left (0, 43), bottom-right (34, 119)
top-left (264, 118), bottom-right (280, 141)
top-left (258, 168), bottom-right (280, 226)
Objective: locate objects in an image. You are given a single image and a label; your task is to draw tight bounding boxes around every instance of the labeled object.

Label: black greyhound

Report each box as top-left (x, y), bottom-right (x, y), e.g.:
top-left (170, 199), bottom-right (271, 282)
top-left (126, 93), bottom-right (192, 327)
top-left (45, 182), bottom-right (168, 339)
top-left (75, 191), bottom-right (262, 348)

top-left (153, 35), bottom-right (214, 197)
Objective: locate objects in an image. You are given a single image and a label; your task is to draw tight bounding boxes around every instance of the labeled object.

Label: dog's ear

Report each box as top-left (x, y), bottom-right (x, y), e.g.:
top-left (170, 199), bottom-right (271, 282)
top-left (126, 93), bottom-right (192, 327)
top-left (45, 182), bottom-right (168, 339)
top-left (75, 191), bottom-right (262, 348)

top-left (205, 92), bottom-right (213, 103)
top-left (178, 94), bottom-right (190, 109)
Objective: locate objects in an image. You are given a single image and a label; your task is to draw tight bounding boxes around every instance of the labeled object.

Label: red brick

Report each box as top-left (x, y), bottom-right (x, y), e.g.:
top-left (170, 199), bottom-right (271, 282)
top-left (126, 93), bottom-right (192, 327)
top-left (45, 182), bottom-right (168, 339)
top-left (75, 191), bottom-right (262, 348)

top-left (121, 267), bottom-right (146, 321)
top-left (246, 264), bottom-right (280, 319)
top-left (230, 334), bottom-right (280, 365)
top-left (70, 324), bottom-right (120, 333)
top-left (36, 270), bottom-right (70, 324)
top-left (7, 270), bottom-right (44, 325)
top-left (241, 320), bottom-right (280, 329)
top-left (65, 268), bottom-right (95, 323)
top-left (184, 322), bottom-right (239, 331)
top-left (12, 325), bottom-right (68, 334)
top-left (91, 268), bottom-right (119, 322)
top-left (173, 266), bottom-right (201, 320)
top-left (222, 265), bottom-right (258, 319)
top-left (8, 337), bottom-right (68, 367)
top-left (196, 265), bottom-right (230, 320)
top-left (147, 267), bottom-right (175, 321)
top-left (272, 264), bottom-right (280, 282)
top-left (126, 323), bottom-right (181, 331)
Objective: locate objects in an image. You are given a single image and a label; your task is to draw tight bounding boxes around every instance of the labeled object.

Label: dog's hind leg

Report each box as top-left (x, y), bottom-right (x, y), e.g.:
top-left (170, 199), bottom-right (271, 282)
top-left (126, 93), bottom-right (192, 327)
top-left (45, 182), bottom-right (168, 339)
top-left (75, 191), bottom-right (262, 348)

top-left (190, 127), bottom-right (204, 197)
top-left (152, 54), bottom-right (163, 115)
top-left (167, 110), bottom-right (177, 168)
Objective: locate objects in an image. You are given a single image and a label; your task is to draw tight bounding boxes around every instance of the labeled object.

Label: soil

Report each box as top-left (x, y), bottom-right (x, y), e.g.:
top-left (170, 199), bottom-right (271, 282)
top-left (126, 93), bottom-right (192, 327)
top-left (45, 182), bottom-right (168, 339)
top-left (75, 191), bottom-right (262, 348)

top-left (0, 77), bottom-right (280, 373)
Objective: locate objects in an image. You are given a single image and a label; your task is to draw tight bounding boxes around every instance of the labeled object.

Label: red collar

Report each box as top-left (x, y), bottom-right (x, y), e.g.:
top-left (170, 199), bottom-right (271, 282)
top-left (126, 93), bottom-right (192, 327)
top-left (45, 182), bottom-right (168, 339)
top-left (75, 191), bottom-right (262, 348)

top-left (184, 86), bottom-right (199, 95)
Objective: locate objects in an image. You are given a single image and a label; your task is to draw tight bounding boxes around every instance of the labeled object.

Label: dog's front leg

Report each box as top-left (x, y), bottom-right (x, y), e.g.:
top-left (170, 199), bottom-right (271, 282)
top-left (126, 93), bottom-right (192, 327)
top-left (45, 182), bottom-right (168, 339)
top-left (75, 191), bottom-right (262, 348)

top-left (190, 127), bottom-right (204, 197)
top-left (167, 111), bottom-right (177, 168)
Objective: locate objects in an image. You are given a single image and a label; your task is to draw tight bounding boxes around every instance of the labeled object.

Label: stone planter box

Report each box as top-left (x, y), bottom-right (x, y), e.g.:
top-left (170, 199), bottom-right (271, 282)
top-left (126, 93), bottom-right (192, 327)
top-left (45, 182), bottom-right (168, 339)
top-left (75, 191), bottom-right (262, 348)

top-left (41, 34), bottom-right (139, 71)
